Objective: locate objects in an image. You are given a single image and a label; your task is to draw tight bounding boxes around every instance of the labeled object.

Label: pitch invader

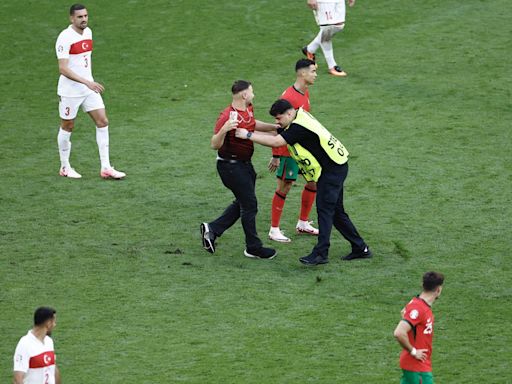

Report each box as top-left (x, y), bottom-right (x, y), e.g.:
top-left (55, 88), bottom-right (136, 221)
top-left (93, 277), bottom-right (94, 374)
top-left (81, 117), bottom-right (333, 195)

top-left (302, 0), bottom-right (356, 77)
top-left (55, 4), bottom-right (125, 179)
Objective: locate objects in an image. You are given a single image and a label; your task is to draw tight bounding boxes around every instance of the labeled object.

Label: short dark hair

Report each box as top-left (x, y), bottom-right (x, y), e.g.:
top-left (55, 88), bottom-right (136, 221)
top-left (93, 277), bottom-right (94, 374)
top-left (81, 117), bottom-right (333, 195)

top-left (296, 58), bottom-right (316, 71)
top-left (269, 99), bottom-right (294, 117)
top-left (34, 307), bottom-right (56, 326)
top-left (422, 271), bottom-right (444, 292)
top-left (231, 80), bottom-right (252, 95)
top-left (70, 4), bottom-right (86, 15)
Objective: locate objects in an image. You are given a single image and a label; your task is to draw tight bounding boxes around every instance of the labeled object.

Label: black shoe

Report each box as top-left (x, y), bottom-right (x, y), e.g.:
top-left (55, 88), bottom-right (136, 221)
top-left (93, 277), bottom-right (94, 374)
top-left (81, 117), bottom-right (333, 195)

top-left (299, 254), bottom-right (329, 266)
top-left (342, 246), bottom-right (372, 261)
top-left (301, 46), bottom-right (316, 62)
top-left (244, 247), bottom-right (277, 259)
top-left (200, 222), bottom-right (216, 253)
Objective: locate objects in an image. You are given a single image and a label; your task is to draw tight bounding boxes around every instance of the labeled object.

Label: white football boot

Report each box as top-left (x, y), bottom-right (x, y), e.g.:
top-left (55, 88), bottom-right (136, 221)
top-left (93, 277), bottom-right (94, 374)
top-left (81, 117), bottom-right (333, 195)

top-left (59, 166), bottom-right (82, 179)
top-left (268, 227), bottom-right (291, 243)
top-left (100, 167), bottom-right (126, 179)
top-left (296, 220), bottom-right (319, 236)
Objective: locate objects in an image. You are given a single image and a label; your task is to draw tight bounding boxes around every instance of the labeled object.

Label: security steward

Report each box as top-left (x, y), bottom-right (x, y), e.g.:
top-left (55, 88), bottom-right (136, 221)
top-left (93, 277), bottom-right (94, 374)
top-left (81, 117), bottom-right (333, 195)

top-left (235, 98), bottom-right (371, 265)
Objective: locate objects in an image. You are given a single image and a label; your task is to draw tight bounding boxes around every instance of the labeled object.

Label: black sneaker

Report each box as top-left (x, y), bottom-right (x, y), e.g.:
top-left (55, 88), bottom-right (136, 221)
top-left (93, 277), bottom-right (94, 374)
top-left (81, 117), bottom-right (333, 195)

top-left (342, 246), bottom-right (372, 261)
top-left (299, 254), bottom-right (329, 266)
top-left (244, 247), bottom-right (277, 259)
top-left (200, 222), bottom-right (216, 253)
top-left (301, 46), bottom-right (316, 62)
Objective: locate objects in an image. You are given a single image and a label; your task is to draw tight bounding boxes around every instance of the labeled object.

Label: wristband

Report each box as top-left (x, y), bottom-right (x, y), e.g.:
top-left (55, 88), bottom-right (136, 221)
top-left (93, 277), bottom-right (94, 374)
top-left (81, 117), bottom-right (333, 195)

top-left (246, 131), bottom-right (253, 139)
top-left (410, 347), bottom-right (417, 357)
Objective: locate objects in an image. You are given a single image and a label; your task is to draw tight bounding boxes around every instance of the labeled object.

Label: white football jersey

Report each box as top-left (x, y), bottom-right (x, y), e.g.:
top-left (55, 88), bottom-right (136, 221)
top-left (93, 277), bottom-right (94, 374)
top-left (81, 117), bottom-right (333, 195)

top-left (56, 25), bottom-right (94, 97)
top-left (13, 331), bottom-right (56, 384)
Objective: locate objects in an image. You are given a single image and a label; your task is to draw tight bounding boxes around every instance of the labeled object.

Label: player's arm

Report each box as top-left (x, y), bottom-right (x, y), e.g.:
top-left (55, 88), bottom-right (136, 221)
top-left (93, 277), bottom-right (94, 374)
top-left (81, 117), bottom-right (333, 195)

top-left (13, 371), bottom-right (24, 384)
top-left (55, 365), bottom-right (62, 384)
top-left (58, 58), bottom-right (104, 93)
top-left (307, 0), bottom-right (318, 10)
top-left (268, 156), bottom-right (280, 172)
top-left (255, 120), bottom-right (279, 132)
top-left (235, 128), bottom-right (287, 148)
top-left (211, 119), bottom-right (237, 150)
top-left (393, 320), bottom-right (428, 361)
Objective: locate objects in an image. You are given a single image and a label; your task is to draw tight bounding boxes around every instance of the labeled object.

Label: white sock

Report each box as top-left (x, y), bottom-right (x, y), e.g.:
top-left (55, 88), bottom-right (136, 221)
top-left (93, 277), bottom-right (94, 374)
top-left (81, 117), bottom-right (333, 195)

top-left (307, 30), bottom-right (322, 53)
top-left (320, 39), bottom-right (337, 68)
top-left (57, 127), bottom-right (72, 168)
top-left (96, 126), bottom-right (111, 170)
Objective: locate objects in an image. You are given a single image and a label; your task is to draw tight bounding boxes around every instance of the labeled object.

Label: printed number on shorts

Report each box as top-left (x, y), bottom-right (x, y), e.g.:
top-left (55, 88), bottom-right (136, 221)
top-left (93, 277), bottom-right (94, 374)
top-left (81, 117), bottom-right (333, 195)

top-left (64, 106), bottom-right (70, 116)
top-left (44, 372), bottom-right (49, 384)
top-left (325, 11), bottom-right (333, 21)
top-left (84, 56), bottom-right (88, 68)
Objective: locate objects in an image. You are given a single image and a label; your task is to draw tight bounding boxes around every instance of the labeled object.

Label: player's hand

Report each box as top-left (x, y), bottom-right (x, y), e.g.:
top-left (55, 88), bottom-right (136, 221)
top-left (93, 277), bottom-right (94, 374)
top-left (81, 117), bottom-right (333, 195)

top-left (307, 0), bottom-right (318, 10)
top-left (413, 349), bottom-right (429, 361)
top-left (268, 157), bottom-right (280, 173)
top-left (223, 119), bottom-right (238, 133)
top-left (235, 128), bottom-right (249, 139)
top-left (86, 81), bottom-right (105, 93)
top-left (348, 0), bottom-right (356, 7)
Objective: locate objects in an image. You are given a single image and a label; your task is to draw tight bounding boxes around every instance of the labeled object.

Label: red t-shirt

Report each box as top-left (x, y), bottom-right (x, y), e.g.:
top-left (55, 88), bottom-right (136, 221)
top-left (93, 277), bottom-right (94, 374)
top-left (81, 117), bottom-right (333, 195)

top-left (399, 296), bottom-right (435, 372)
top-left (273, 86), bottom-right (310, 157)
top-left (215, 104), bottom-right (256, 161)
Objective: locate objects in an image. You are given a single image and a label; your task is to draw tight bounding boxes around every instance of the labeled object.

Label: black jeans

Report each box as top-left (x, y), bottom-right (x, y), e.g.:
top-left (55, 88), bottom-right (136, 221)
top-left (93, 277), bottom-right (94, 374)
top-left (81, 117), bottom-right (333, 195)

top-left (209, 160), bottom-right (263, 251)
top-left (312, 162), bottom-right (366, 258)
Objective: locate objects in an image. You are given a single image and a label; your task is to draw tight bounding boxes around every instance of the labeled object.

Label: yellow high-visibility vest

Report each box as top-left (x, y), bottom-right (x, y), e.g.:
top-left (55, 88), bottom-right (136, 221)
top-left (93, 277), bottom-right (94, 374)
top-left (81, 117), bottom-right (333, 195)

top-left (287, 108), bottom-right (349, 182)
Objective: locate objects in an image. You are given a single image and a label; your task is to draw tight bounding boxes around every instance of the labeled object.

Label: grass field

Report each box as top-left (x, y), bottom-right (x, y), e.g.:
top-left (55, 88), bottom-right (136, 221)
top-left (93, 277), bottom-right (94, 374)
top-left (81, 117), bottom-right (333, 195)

top-left (1, 0), bottom-right (511, 383)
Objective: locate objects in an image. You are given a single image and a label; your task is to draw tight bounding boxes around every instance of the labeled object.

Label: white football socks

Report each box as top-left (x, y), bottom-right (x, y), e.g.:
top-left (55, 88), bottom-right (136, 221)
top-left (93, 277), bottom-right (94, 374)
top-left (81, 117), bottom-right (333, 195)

top-left (321, 39), bottom-right (337, 69)
top-left (308, 29), bottom-right (338, 69)
top-left (307, 30), bottom-right (322, 54)
top-left (57, 127), bottom-right (72, 169)
top-left (96, 126), bottom-right (111, 170)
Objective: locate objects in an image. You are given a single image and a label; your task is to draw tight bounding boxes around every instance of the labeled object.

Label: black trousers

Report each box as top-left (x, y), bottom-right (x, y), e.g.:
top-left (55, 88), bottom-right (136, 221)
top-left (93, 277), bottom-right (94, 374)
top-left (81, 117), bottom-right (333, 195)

top-left (312, 162), bottom-right (366, 258)
top-left (209, 160), bottom-right (263, 251)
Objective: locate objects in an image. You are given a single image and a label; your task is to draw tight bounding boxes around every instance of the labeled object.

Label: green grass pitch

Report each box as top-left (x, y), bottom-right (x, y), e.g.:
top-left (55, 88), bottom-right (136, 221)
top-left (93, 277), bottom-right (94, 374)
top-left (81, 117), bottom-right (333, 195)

top-left (1, 0), bottom-right (511, 382)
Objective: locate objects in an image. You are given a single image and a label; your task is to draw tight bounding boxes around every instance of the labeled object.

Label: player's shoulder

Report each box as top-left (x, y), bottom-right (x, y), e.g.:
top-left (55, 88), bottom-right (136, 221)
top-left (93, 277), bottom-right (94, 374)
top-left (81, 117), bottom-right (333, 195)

top-left (15, 332), bottom-right (32, 348)
top-left (43, 335), bottom-right (54, 348)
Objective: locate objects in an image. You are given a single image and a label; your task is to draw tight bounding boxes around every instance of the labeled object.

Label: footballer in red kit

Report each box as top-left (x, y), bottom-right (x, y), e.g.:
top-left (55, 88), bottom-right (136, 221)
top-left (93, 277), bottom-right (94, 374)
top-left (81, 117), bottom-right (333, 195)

top-left (394, 271), bottom-right (444, 384)
top-left (268, 59), bottom-right (319, 243)
top-left (400, 296), bottom-right (435, 372)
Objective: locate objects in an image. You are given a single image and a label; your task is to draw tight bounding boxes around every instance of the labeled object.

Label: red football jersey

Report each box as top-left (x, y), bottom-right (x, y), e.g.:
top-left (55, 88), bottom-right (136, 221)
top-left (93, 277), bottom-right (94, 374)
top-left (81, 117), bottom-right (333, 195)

top-left (399, 296), bottom-right (435, 372)
top-left (214, 104), bottom-right (256, 161)
top-left (273, 86), bottom-right (311, 157)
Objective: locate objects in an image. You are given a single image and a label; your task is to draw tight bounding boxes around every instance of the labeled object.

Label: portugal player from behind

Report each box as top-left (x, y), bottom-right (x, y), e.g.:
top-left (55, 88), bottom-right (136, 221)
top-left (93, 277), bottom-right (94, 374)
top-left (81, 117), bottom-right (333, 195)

top-left (394, 271), bottom-right (445, 384)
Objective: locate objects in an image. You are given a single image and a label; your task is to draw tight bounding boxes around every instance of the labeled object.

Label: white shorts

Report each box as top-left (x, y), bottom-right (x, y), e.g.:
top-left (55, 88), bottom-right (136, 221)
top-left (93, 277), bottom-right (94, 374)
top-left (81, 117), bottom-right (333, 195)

top-left (58, 92), bottom-right (105, 120)
top-left (313, 1), bottom-right (346, 26)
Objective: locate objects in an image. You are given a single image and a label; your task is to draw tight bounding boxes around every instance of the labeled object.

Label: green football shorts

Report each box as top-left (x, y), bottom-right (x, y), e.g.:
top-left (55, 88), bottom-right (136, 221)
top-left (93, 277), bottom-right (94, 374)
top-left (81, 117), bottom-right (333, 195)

top-left (276, 156), bottom-right (299, 181)
top-left (400, 369), bottom-right (434, 384)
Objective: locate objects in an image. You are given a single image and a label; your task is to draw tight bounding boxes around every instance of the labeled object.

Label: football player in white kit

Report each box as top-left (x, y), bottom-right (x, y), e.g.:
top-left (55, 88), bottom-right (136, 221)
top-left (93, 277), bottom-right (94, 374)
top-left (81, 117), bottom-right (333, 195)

top-left (302, 0), bottom-right (356, 77)
top-left (56, 3), bottom-right (125, 179)
top-left (13, 307), bottom-right (61, 384)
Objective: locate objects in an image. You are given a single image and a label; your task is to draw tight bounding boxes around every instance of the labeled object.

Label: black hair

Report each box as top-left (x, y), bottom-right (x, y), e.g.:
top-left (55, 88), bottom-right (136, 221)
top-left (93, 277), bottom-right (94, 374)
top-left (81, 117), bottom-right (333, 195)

top-left (269, 99), bottom-right (294, 117)
top-left (422, 271), bottom-right (444, 292)
top-left (295, 58), bottom-right (316, 72)
top-left (231, 80), bottom-right (252, 95)
top-left (34, 307), bottom-right (56, 326)
top-left (70, 4), bottom-right (86, 15)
